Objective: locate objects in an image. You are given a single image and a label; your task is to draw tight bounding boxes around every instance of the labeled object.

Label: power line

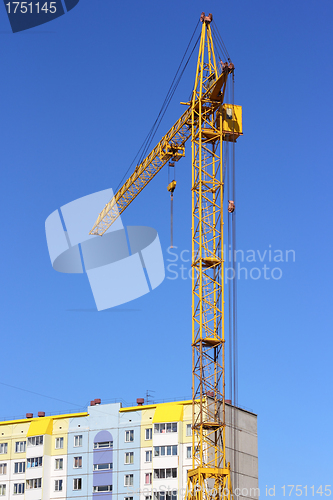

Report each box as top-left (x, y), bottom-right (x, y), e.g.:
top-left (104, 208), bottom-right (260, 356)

top-left (0, 381), bottom-right (83, 408)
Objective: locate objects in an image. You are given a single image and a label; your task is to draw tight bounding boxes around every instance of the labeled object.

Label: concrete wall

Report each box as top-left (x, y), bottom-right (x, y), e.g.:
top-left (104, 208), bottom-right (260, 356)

top-left (225, 405), bottom-right (259, 500)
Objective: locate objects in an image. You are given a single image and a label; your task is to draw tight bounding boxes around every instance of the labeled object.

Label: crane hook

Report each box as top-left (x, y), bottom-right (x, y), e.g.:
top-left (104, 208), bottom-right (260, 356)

top-left (228, 200), bottom-right (235, 213)
top-left (167, 180), bottom-right (177, 194)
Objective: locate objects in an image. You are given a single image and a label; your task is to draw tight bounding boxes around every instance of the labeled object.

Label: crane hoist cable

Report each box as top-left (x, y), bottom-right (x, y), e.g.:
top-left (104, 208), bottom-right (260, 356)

top-left (225, 69), bottom-right (239, 493)
top-left (232, 70), bottom-right (239, 493)
top-left (167, 162), bottom-right (176, 248)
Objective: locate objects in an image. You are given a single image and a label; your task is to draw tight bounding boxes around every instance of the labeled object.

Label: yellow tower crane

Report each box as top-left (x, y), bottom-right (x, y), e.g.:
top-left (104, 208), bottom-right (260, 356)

top-left (90, 12), bottom-right (242, 500)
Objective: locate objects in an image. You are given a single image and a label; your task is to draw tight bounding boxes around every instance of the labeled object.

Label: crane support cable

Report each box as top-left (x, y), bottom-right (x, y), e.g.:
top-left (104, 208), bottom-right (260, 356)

top-left (137, 23), bottom-right (200, 166)
top-left (114, 21), bottom-right (200, 195)
top-left (211, 21), bottom-right (231, 62)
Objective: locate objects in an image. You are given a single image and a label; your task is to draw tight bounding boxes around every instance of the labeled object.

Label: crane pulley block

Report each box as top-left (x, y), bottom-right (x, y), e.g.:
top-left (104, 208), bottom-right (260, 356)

top-left (161, 144), bottom-right (185, 162)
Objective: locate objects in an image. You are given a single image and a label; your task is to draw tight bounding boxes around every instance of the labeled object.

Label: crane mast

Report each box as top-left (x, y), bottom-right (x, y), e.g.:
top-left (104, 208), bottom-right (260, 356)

top-left (188, 15), bottom-right (234, 500)
top-left (89, 13), bottom-right (242, 500)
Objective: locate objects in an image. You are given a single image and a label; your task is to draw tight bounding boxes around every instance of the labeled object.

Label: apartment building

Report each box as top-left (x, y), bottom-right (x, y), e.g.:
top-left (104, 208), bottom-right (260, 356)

top-left (0, 399), bottom-right (258, 500)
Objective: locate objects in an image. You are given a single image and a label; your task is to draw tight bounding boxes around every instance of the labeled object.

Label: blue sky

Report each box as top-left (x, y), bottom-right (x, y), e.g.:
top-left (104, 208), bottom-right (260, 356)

top-left (0, 0), bottom-right (332, 496)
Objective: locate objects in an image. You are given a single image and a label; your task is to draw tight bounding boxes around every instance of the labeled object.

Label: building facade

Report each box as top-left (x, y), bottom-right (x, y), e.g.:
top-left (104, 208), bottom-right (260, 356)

top-left (0, 400), bottom-right (258, 500)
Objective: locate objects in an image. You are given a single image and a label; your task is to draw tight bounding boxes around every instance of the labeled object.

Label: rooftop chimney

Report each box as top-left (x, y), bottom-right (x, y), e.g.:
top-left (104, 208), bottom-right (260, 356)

top-left (37, 411), bottom-right (45, 417)
top-left (26, 413), bottom-right (33, 419)
top-left (90, 400), bottom-right (96, 406)
top-left (225, 399), bottom-right (232, 404)
top-left (206, 391), bottom-right (214, 398)
top-left (136, 398), bottom-right (144, 406)
top-left (94, 398), bottom-right (101, 405)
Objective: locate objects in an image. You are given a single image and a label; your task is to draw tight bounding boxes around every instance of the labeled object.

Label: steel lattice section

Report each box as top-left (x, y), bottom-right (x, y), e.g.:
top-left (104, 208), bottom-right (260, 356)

top-left (187, 19), bottom-right (234, 500)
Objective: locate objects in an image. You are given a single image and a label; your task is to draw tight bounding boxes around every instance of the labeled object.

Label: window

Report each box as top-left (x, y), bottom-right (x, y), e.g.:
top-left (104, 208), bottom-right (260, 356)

top-left (0, 485), bottom-right (5, 496)
top-left (145, 496), bottom-right (152, 500)
top-left (55, 437), bottom-right (64, 449)
top-left (0, 444), bottom-right (7, 455)
top-left (27, 436), bottom-right (43, 446)
top-left (55, 480), bottom-right (63, 492)
top-left (0, 464), bottom-right (6, 475)
top-left (125, 430), bottom-right (134, 442)
top-left (125, 452), bottom-right (134, 464)
top-left (13, 483), bottom-right (25, 494)
top-left (154, 493), bottom-right (177, 500)
top-left (226, 107), bottom-right (233, 120)
top-left (145, 428), bottom-right (152, 440)
top-left (154, 445), bottom-right (178, 457)
top-left (145, 473), bottom-right (152, 485)
top-left (73, 457), bottom-right (82, 468)
top-left (55, 458), bottom-right (63, 470)
top-left (74, 435), bottom-right (82, 447)
top-left (73, 478), bottom-right (82, 490)
top-left (186, 446), bottom-right (192, 459)
top-left (93, 463), bottom-right (113, 470)
top-left (27, 456), bottom-right (42, 468)
top-left (15, 442), bottom-right (26, 453)
top-left (125, 497), bottom-right (134, 500)
top-left (186, 424), bottom-right (192, 437)
top-left (93, 441), bottom-right (113, 449)
top-left (124, 474), bottom-right (133, 486)
top-left (93, 485), bottom-right (112, 492)
top-left (154, 468), bottom-right (177, 479)
top-left (154, 423), bottom-right (177, 434)
top-left (14, 462), bottom-right (25, 474)
top-left (145, 450), bottom-right (152, 462)
top-left (26, 478), bottom-right (41, 489)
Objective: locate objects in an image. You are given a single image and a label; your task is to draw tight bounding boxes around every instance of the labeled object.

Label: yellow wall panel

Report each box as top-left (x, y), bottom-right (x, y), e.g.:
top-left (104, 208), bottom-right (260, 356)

top-left (12, 422), bottom-right (30, 437)
top-left (140, 408), bottom-right (154, 447)
top-left (180, 402), bottom-right (192, 443)
top-left (52, 418), bottom-right (69, 435)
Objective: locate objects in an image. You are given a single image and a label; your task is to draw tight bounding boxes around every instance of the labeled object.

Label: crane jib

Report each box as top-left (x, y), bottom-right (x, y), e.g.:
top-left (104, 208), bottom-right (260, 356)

top-left (89, 68), bottom-right (232, 237)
